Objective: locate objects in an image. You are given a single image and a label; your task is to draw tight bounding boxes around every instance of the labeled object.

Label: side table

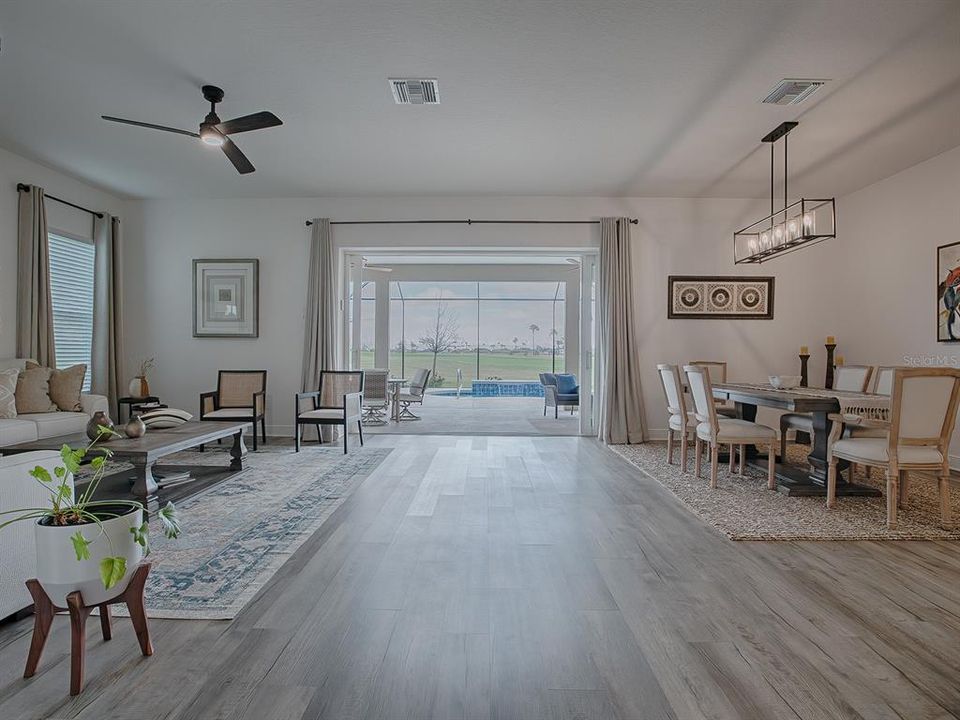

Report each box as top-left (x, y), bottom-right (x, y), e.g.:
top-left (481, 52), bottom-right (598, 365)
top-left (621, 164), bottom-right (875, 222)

top-left (117, 396), bottom-right (164, 424)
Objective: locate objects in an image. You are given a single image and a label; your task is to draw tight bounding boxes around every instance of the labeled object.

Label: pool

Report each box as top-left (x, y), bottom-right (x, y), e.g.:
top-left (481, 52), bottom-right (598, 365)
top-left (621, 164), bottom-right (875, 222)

top-left (429, 380), bottom-right (544, 398)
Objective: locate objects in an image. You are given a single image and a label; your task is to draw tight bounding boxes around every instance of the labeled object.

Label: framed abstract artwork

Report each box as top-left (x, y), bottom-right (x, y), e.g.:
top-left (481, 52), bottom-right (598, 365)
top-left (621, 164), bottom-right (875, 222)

top-left (668, 276), bottom-right (774, 319)
top-left (938, 241), bottom-right (960, 342)
top-left (193, 259), bottom-right (259, 338)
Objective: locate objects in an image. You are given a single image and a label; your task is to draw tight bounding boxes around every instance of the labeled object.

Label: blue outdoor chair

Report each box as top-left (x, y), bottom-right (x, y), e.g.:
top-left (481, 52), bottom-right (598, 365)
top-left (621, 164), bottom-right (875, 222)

top-left (539, 372), bottom-right (579, 418)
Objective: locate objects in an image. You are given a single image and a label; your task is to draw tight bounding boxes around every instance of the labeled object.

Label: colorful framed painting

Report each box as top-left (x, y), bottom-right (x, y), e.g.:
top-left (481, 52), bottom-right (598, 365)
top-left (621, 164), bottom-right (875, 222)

top-left (668, 276), bottom-right (775, 319)
top-left (193, 259), bottom-right (259, 338)
top-left (938, 241), bottom-right (960, 342)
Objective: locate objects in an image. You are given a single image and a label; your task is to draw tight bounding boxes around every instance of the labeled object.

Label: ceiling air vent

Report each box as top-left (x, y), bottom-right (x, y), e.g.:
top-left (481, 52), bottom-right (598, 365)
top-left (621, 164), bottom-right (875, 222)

top-left (762, 78), bottom-right (827, 105)
top-left (389, 78), bottom-right (440, 105)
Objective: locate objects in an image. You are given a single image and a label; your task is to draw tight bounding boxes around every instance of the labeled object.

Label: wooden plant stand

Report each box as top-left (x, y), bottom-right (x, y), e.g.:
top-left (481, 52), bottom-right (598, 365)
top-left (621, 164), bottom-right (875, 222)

top-left (23, 563), bottom-right (153, 696)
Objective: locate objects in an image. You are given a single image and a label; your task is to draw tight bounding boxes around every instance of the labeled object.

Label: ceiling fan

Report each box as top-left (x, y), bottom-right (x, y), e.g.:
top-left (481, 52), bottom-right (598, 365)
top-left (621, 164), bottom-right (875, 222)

top-left (102, 85), bottom-right (282, 174)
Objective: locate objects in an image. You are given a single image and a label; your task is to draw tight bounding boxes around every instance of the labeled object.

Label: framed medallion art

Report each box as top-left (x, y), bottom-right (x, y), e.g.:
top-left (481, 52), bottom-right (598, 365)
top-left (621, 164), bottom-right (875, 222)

top-left (938, 241), bottom-right (960, 342)
top-left (668, 276), bottom-right (774, 319)
top-left (193, 259), bottom-right (260, 337)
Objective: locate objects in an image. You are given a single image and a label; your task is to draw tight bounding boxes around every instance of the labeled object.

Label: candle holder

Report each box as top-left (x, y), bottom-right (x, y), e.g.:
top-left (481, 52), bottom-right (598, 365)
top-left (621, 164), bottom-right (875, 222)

top-left (824, 343), bottom-right (837, 389)
top-left (799, 353), bottom-right (810, 387)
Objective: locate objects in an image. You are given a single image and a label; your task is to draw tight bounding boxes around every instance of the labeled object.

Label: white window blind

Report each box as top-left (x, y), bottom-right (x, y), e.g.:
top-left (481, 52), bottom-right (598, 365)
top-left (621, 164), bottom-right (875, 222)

top-left (48, 233), bottom-right (95, 391)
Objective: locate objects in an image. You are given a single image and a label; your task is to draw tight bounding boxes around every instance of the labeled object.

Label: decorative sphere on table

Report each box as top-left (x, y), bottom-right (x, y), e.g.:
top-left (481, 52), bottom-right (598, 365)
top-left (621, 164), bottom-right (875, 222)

top-left (124, 414), bottom-right (147, 439)
top-left (85, 411), bottom-right (116, 442)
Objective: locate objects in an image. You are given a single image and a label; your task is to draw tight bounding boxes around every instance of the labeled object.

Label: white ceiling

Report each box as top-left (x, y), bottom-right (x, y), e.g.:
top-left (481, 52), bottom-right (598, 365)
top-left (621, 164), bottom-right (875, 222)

top-left (1, 0), bottom-right (958, 199)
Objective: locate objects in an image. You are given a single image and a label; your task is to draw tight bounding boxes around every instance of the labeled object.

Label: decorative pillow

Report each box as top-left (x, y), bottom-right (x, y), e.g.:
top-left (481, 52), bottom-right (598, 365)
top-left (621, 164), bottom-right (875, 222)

top-left (0, 368), bottom-right (18, 419)
top-left (555, 374), bottom-right (579, 395)
top-left (37, 362), bottom-right (86, 412)
top-left (15, 365), bottom-right (58, 413)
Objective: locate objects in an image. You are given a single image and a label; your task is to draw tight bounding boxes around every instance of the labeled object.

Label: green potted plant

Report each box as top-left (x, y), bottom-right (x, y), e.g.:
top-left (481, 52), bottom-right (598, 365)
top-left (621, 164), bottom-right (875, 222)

top-left (0, 426), bottom-right (181, 606)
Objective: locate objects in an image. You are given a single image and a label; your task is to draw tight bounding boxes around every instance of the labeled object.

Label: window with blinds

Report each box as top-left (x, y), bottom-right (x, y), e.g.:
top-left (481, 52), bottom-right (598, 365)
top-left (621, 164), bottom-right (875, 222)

top-left (48, 233), bottom-right (95, 391)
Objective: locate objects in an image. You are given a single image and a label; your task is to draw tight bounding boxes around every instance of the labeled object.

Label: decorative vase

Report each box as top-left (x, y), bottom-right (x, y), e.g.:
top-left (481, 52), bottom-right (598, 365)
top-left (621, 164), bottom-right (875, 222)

top-left (128, 377), bottom-right (149, 399)
top-left (124, 414), bottom-right (147, 439)
top-left (35, 505), bottom-right (144, 606)
top-left (85, 411), bottom-right (115, 441)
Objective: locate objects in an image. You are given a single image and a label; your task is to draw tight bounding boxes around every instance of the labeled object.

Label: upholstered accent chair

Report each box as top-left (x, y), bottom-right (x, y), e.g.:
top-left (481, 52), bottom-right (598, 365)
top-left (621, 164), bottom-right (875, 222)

top-left (684, 364), bottom-right (778, 490)
top-left (199, 370), bottom-right (267, 450)
top-left (779, 365), bottom-right (873, 459)
top-left (540, 372), bottom-right (579, 418)
top-left (689, 361), bottom-right (738, 418)
top-left (296, 370), bottom-right (364, 454)
top-left (657, 364), bottom-right (695, 472)
top-left (827, 368), bottom-right (960, 530)
top-left (397, 369), bottom-right (430, 420)
top-left (361, 369), bottom-right (389, 426)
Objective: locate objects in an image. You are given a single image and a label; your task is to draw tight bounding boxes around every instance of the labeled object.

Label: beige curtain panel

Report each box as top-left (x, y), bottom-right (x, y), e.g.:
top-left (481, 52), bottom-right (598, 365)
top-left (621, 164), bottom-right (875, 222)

top-left (597, 217), bottom-right (646, 444)
top-left (301, 218), bottom-right (340, 441)
top-left (92, 214), bottom-right (124, 410)
top-left (16, 185), bottom-right (56, 367)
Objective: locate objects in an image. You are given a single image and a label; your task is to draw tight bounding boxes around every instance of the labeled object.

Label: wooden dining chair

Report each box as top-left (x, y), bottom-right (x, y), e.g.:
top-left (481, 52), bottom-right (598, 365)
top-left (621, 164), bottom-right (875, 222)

top-left (827, 368), bottom-right (960, 530)
top-left (657, 364), bottom-right (695, 472)
top-left (871, 366), bottom-right (897, 396)
top-left (684, 365), bottom-right (778, 490)
top-left (689, 360), bottom-right (738, 418)
top-left (779, 365), bottom-right (874, 460)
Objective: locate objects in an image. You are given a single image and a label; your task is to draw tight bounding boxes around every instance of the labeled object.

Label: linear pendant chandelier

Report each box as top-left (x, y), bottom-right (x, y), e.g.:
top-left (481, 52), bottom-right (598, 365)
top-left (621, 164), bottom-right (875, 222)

top-left (734, 121), bottom-right (836, 264)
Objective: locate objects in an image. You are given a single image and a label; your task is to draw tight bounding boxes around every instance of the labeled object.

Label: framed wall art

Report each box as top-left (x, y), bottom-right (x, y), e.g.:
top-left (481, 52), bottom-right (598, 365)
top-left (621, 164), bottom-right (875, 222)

top-left (193, 259), bottom-right (259, 338)
top-left (938, 241), bottom-right (960, 342)
top-left (668, 276), bottom-right (774, 320)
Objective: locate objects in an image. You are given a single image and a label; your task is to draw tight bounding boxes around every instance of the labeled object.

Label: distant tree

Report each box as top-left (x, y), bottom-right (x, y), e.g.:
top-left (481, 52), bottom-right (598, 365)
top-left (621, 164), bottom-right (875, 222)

top-left (512, 336), bottom-right (519, 352)
top-left (418, 300), bottom-right (462, 380)
top-left (528, 324), bottom-right (540, 354)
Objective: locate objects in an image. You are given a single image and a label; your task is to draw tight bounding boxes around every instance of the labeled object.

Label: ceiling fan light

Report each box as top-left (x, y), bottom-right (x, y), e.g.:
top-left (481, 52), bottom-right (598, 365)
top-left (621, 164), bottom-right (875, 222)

top-left (199, 126), bottom-right (225, 146)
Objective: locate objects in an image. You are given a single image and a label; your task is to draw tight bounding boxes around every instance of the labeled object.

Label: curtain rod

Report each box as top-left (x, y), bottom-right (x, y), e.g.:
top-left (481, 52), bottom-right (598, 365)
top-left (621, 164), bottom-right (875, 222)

top-left (304, 218), bottom-right (638, 227)
top-left (17, 183), bottom-right (104, 219)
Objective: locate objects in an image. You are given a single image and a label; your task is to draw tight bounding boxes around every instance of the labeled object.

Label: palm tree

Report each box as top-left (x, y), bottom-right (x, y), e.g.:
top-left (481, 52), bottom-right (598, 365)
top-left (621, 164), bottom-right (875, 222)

top-left (528, 324), bottom-right (540, 354)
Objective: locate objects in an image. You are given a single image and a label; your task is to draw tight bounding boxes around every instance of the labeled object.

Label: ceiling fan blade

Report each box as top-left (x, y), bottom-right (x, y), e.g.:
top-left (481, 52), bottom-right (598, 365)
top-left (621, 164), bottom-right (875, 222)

top-left (216, 111), bottom-right (282, 135)
top-left (101, 116), bottom-right (199, 138)
top-left (221, 137), bottom-right (255, 174)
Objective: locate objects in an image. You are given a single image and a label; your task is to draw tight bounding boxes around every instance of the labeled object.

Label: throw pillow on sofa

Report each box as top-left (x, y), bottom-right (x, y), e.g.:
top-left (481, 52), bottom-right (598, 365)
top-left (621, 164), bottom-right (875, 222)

top-left (14, 365), bottom-right (58, 413)
top-left (27, 361), bottom-right (86, 412)
top-left (0, 367), bottom-right (18, 418)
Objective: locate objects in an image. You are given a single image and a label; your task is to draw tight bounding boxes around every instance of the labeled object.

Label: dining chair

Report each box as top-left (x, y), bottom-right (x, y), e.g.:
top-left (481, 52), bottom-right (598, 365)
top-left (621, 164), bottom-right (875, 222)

top-left (295, 370), bottom-right (364, 454)
top-left (826, 368), bottom-right (960, 530)
top-left (779, 365), bottom-right (874, 460)
top-left (199, 370), bottom-right (267, 450)
top-left (361, 369), bottom-right (389, 425)
top-left (684, 365), bottom-right (778, 490)
top-left (689, 360), bottom-right (738, 418)
top-left (871, 366), bottom-right (897, 396)
top-left (397, 369), bottom-right (431, 420)
top-left (657, 364), bottom-right (695, 472)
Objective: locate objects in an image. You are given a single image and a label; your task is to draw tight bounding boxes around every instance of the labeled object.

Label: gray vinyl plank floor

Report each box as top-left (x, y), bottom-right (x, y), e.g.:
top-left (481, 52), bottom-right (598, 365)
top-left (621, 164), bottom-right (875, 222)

top-left (1, 434), bottom-right (958, 720)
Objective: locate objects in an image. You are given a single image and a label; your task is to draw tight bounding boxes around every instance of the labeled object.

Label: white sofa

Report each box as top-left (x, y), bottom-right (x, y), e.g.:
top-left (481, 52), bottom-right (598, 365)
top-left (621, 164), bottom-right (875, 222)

top-left (0, 451), bottom-right (73, 618)
top-left (0, 358), bottom-right (109, 448)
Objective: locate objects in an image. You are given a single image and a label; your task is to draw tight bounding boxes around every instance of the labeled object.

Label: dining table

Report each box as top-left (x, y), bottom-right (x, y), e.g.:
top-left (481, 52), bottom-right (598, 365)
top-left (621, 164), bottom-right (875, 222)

top-left (387, 377), bottom-right (409, 422)
top-left (711, 382), bottom-right (886, 497)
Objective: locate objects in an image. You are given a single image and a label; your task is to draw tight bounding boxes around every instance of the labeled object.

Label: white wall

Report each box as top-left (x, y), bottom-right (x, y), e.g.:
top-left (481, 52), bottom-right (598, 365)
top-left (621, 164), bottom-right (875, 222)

top-left (122, 145), bottom-right (960, 456)
top-left (0, 145), bottom-right (126, 358)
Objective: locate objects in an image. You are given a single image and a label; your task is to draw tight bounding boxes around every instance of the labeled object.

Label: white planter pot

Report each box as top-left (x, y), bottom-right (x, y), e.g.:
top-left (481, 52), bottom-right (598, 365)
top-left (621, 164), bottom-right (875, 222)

top-left (34, 506), bottom-right (144, 607)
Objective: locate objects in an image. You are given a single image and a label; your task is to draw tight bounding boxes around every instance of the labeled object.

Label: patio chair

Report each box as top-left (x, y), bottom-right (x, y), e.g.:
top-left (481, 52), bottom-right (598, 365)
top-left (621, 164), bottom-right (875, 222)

top-left (199, 370), bottom-right (267, 450)
top-left (540, 372), bottom-right (579, 418)
top-left (397, 369), bottom-right (430, 420)
top-left (295, 370), bottom-right (364, 454)
top-left (361, 369), bottom-right (389, 426)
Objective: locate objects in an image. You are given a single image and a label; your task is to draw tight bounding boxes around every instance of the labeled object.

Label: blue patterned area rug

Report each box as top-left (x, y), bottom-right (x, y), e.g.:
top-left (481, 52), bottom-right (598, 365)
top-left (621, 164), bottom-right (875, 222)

top-left (114, 444), bottom-right (392, 620)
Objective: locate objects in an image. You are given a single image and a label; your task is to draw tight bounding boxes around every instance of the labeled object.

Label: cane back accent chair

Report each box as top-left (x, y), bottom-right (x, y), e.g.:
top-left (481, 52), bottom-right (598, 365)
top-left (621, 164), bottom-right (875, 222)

top-left (200, 370), bottom-right (267, 450)
top-left (296, 370), bottom-right (364, 454)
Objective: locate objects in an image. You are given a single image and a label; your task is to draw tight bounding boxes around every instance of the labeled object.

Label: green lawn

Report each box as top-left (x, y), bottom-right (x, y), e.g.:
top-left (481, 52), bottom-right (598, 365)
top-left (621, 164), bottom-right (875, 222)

top-left (358, 351), bottom-right (566, 387)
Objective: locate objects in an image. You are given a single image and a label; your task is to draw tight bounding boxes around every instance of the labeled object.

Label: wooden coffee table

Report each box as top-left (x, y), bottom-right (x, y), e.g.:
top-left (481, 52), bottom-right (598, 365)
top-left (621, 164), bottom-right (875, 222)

top-left (0, 421), bottom-right (248, 504)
